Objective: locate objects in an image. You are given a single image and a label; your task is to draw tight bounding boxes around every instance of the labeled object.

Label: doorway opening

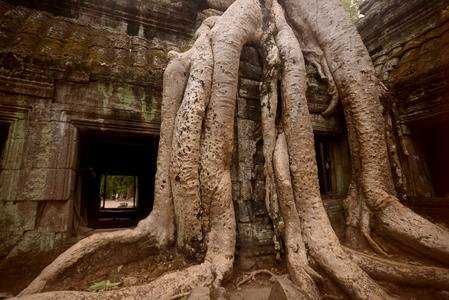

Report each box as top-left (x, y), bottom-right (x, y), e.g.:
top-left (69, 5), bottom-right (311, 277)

top-left (413, 121), bottom-right (449, 198)
top-left (78, 133), bottom-right (158, 229)
top-left (0, 123), bottom-right (9, 168)
top-left (315, 136), bottom-right (333, 194)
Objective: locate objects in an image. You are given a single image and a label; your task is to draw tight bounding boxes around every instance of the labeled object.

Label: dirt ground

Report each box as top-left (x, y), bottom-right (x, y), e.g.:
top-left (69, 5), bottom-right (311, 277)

top-left (61, 231), bottom-right (447, 300)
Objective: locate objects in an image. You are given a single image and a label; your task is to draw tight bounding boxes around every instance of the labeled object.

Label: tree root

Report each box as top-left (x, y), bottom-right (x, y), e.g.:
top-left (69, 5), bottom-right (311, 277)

top-left (15, 263), bottom-right (215, 300)
top-left (345, 247), bottom-right (449, 290)
top-left (235, 269), bottom-right (288, 290)
top-left (18, 214), bottom-right (170, 296)
top-left (376, 200), bottom-right (449, 264)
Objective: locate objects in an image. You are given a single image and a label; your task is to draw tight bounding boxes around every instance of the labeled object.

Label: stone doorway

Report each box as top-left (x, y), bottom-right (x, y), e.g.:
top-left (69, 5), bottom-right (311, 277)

top-left (415, 122), bottom-right (449, 198)
top-left (0, 123), bottom-right (8, 165)
top-left (77, 133), bottom-right (158, 229)
top-left (315, 135), bottom-right (333, 194)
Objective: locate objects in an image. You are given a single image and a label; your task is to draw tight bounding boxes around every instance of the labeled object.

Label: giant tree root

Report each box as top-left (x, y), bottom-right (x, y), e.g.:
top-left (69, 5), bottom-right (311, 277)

top-left (18, 213), bottom-right (173, 296)
top-left (345, 247), bottom-right (449, 290)
top-left (15, 263), bottom-right (214, 300)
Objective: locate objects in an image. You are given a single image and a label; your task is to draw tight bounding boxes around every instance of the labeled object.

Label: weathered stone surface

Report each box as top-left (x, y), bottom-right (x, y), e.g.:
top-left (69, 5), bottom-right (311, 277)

top-left (268, 278), bottom-right (310, 300)
top-left (37, 200), bottom-right (72, 232)
top-left (210, 287), bottom-right (230, 300)
top-left (0, 201), bottom-right (37, 233)
top-left (0, 0), bottom-right (182, 292)
top-left (2, 0), bottom-right (200, 47)
top-left (187, 286), bottom-right (210, 300)
top-left (357, 0), bottom-right (449, 55)
top-left (238, 78), bottom-right (260, 99)
top-left (359, 0), bottom-right (449, 213)
top-left (0, 229), bottom-right (64, 295)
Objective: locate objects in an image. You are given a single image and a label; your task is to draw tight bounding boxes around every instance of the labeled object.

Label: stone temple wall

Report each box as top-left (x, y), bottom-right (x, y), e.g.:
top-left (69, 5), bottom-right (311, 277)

top-left (1, 0), bottom-right (447, 295)
top-left (357, 0), bottom-right (449, 55)
top-left (0, 0), bottom-right (201, 293)
top-left (357, 1), bottom-right (449, 221)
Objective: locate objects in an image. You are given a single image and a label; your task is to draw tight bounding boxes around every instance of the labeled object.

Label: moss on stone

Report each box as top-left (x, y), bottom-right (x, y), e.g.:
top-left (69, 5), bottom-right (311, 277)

top-left (116, 86), bottom-right (136, 109)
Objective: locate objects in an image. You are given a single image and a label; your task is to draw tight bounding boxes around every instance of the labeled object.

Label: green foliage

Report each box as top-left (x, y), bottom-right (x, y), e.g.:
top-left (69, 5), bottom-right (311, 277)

top-left (87, 276), bottom-right (122, 292)
top-left (340, 0), bottom-right (364, 22)
top-left (100, 175), bottom-right (135, 198)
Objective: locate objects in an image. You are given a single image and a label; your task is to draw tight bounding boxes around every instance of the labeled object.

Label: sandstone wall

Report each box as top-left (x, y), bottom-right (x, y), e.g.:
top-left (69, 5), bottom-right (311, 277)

top-left (357, 0), bottom-right (449, 55)
top-left (0, 0), bottom-right (201, 293)
top-left (358, 1), bottom-right (449, 220)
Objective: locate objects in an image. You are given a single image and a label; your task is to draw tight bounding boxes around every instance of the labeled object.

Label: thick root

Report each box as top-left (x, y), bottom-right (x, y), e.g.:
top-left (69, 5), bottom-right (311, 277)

top-left (236, 269), bottom-right (288, 289)
top-left (274, 1), bottom-right (391, 298)
top-left (345, 247), bottom-right (449, 290)
top-left (171, 25), bottom-right (213, 252)
top-left (15, 263), bottom-right (215, 300)
top-left (376, 199), bottom-right (449, 264)
top-left (18, 215), bottom-right (166, 296)
top-left (273, 133), bottom-right (321, 299)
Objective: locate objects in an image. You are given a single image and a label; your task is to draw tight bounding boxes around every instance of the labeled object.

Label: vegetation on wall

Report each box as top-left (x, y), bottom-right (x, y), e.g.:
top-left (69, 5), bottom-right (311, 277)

top-left (341, 0), bottom-right (364, 22)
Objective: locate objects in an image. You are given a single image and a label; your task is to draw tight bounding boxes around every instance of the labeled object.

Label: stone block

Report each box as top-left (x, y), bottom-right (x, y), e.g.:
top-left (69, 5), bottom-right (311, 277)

top-left (237, 223), bottom-right (253, 246)
top-left (8, 119), bottom-right (27, 140)
top-left (239, 180), bottom-right (252, 201)
top-left (22, 122), bottom-right (54, 169)
top-left (19, 167), bottom-right (49, 200)
top-left (238, 78), bottom-right (260, 99)
top-left (252, 223), bottom-right (274, 246)
top-left (231, 182), bottom-right (240, 200)
top-left (268, 278), bottom-right (310, 300)
top-left (255, 253), bottom-right (276, 269)
top-left (253, 164), bottom-right (265, 181)
top-left (240, 46), bottom-right (260, 66)
top-left (1, 137), bottom-right (26, 170)
top-left (19, 167), bottom-right (76, 201)
top-left (252, 201), bottom-right (268, 217)
top-left (0, 231), bottom-right (22, 260)
top-left (132, 45), bottom-right (148, 67)
top-left (210, 287), bottom-right (231, 300)
top-left (210, 287), bottom-right (230, 300)
top-left (236, 250), bottom-right (257, 270)
top-left (253, 180), bottom-right (266, 202)
top-left (0, 73), bottom-right (54, 99)
top-left (187, 286), bottom-right (210, 300)
top-left (239, 61), bottom-right (262, 81)
top-left (237, 98), bottom-right (261, 122)
top-left (48, 123), bottom-right (79, 169)
top-left (38, 200), bottom-right (72, 233)
top-left (44, 169), bottom-right (77, 201)
top-left (0, 201), bottom-right (37, 232)
top-left (237, 200), bottom-right (252, 223)
top-left (310, 114), bottom-right (343, 135)
top-left (0, 170), bottom-right (22, 201)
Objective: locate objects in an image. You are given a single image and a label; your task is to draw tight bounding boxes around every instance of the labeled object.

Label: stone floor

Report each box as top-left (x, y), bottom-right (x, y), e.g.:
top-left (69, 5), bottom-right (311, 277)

top-left (228, 286), bottom-right (272, 300)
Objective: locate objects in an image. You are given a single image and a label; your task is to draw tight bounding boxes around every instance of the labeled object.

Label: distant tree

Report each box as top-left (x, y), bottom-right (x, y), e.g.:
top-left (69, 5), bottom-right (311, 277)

top-left (341, 0), bottom-right (363, 22)
top-left (101, 175), bottom-right (134, 198)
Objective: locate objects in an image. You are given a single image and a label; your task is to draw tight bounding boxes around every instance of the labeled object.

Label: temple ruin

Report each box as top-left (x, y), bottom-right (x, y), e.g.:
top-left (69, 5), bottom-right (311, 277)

top-left (0, 0), bottom-right (448, 295)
